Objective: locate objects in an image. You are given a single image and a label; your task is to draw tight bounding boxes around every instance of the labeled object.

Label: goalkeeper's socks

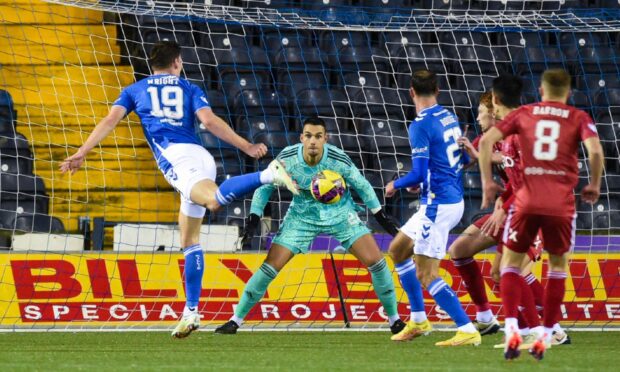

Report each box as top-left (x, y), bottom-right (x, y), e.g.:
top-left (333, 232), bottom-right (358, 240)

top-left (216, 172), bottom-right (263, 205)
top-left (368, 258), bottom-right (398, 319)
top-left (234, 262), bottom-right (278, 319)
top-left (183, 244), bottom-right (204, 309)
top-left (428, 278), bottom-right (474, 331)
top-left (394, 259), bottom-right (426, 320)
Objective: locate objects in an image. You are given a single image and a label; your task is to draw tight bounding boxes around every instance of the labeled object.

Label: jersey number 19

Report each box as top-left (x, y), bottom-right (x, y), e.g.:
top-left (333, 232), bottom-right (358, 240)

top-left (147, 86), bottom-right (184, 122)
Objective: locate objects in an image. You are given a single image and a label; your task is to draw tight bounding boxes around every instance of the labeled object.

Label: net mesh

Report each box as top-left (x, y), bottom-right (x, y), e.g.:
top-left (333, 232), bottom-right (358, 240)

top-left (0, 0), bottom-right (619, 330)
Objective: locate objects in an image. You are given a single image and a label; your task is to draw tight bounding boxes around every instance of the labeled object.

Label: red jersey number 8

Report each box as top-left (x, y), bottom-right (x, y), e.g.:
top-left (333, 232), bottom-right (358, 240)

top-left (533, 120), bottom-right (560, 161)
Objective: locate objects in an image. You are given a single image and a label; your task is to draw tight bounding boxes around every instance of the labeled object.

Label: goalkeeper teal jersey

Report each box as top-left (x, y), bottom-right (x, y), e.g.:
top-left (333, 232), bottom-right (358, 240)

top-left (250, 143), bottom-right (381, 226)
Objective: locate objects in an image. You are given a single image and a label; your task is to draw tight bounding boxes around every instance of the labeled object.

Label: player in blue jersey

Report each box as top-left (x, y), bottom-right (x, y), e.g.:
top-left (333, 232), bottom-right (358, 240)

top-left (213, 117), bottom-right (406, 335)
top-left (59, 41), bottom-right (298, 338)
top-left (386, 70), bottom-right (481, 346)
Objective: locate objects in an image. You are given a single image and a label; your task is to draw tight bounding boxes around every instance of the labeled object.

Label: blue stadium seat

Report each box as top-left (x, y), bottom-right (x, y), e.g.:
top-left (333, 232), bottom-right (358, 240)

top-left (327, 43), bottom-right (390, 74)
top-left (595, 89), bottom-right (620, 114)
top-left (0, 133), bottom-right (32, 170)
top-left (463, 170), bottom-right (482, 197)
top-left (576, 73), bottom-right (620, 92)
top-left (237, 116), bottom-right (288, 138)
top-left (328, 133), bottom-right (367, 170)
top-left (577, 198), bottom-right (612, 230)
top-left (610, 197), bottom-right (620, 229)
top-left (356, 118), bottom-right (409, 153)
top-left (566, 46), bottom-right (618, 74)
top-left (598, 0), bottom-right (620, 8)
top-left (0, 155), bottom-right (33, 175)
top-left (232, 90), bottom-right (288, 124)
top-left (349, 87), bottom-right (402, 120)
top-left (455, 75), bottom-right (494, 94)
top-left (0, 90), bottom-right (16, 133)
top-left (211, 200), bottom-right (252, 230)
top-left (243, 0), bottom-right (297, 8)
top-left (291, 89), bottom-right (348, 118)
top-left (481, 0), bottom-right (534, 11)
top-left (261, 31), bottom-right (312, 61)
top-left (423, 0), bottom-right (471, 10)
top-left (594, 112), bottom-right (620, 158)
top-left (379, 31), bottom-right (428, 57)
top-left (13, 215), bottom-right (65, 234)
top-left (393, 45), bottom-right (448, 75)
top-left (541, 0), bottom-right (589, 9)
top-left (568, 90), bottom-right (592, 112)
top-left (500, 32), bottom-right (546, 48)
top-left (277, 71), bottom-right (330, 99)
top-left (205, 90), bottom-right (230, 121)
top-left (513, 47), bottom-right (566, 74)
top-left (220, 73), bottom-right (268, 104)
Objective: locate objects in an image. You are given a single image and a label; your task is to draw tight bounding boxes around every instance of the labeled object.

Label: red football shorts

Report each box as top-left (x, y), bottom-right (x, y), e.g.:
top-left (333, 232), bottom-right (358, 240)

top-left (502, 208), bottom-right (576, 256)
top-left (475, 213), bottom-right (543, 261)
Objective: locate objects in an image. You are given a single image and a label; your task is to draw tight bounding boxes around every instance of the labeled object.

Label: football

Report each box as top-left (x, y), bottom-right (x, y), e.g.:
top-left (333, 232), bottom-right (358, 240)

top-left (311, 170), bottom-right (347, 204)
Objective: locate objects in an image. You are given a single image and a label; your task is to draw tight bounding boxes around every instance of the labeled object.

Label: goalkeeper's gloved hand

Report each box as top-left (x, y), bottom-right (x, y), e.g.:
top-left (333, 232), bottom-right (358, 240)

top-left (373, 209), bottom-right (399, 237)
top-left (240, 213), bottom-right (261, 245)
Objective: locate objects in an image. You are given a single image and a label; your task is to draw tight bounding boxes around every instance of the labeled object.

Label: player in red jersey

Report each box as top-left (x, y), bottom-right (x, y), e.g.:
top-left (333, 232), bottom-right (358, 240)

top-left (450, 78), bottom-right (543, 340)
top-left (479, 69), bottom-right (604, 360)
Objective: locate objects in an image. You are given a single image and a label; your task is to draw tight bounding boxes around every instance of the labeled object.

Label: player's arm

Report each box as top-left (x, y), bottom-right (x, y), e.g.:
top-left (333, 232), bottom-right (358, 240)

top-left (479, 127), bottom-right (506, 209)
top-left (385, 122), bottom-right (429, 198)
top-left (341, 159), bottom-right (399, 236)
top-left (59, 105), bottom-right (126, 174)
top-left (581, 136), bottom-right (604, 204)
top-left (196, 108), bottom-right (266, 159)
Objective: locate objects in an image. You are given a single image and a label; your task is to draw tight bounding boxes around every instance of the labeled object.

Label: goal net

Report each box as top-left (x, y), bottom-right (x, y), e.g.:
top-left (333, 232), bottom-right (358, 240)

top-left (0, 0), bottom-right (619, 331)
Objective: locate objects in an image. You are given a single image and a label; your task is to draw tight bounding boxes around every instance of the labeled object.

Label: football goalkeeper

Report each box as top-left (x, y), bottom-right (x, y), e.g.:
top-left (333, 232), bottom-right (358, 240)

top-left (215, 117), bottom-right (404, 334)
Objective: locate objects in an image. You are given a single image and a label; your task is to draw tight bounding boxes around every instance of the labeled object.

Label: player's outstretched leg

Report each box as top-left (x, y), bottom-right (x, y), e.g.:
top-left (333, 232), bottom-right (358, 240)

top-left (172, 244), bottom-right (203, 339)
top-left (214, 160), bottom-right (298, 207)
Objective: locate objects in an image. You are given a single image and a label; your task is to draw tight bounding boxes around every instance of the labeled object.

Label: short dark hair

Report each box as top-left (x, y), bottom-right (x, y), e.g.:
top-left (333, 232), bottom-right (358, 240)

top-left (541, 69), bottom-right (571, 98)
top-left (148, 40), bottom-right (182, 70)
top-left (410, 70), bottom-right (438, 96)
top-left (492, 74), bottom-right (523, 108)
top-left (302, 116), bottom-right (327, 131)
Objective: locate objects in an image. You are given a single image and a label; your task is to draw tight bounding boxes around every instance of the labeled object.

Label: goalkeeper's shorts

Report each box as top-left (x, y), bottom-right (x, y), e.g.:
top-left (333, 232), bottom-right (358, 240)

top-left (272, 211), bottom-right (370, 254)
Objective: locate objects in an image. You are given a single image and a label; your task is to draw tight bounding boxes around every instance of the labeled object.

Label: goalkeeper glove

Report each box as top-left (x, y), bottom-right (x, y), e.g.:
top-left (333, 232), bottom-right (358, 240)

top-left (373, 209), bottom-right (399, 237)
top-left (240, 213), bottom-right (261, 245)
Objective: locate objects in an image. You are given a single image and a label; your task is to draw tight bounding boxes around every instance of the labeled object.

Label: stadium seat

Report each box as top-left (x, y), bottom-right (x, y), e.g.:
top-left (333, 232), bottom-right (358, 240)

top-left (0, 198), bottom-right (50, 230)
top-left (423, 0), bottom-right (471, 10)
top-left (393, 44), bottom-right (448, 75)
top-left (463, 170), bottom-right (482, 197)
top-left (327, 43), bottom-right (390, 75)
top-left (327, 133), bottom-right (368, 170)
top-left (205, 90), bottom-right (231, 121)
top-left (220, 73), bottom-right (268, 103)
top-left (481, 0), bottom-right (535, 11)
top-left (198, 131), bottom-right (245, 165)
top-left (377, 154), bottom-right (412, 186)
top-left (455, 75), bottom-right (495, 95)
top-left (610, 197), bottom-right (620, 229)
top-left (237, 116), bottom-right (289, 138)
top-left (232, 90), bottom-right (288, 125)
top-left (349, 87), bottom-right (403, 120)
top-left (0, 90), bottom-right (16, 133)
top-left (0, 173), bottom-right (46, 194)
top-left (211, 200), bottom-right (252, 229)
top-left (379, 31), bottom-right (428, 57)
top-left (500, 32), bottom-right (545, 48)
top-left (568, 90), bottom-right (592, 112)
top-left (595, 89), bottom-right (620, 114)
top-left (576, 73), bottom-right (620, 92)
top-left (566, 46), bottom-right (618, 74)
top-left (261, 31), bottom-right (313, 63)
top-left (513, 47), bottom-right (566, 74)
top-left (13, 215), bottom-right (65, 234)
top-left (577, 198), bottom-right (611, 230)
top-left (213, 157), bottom-right (246, 184)
top-left (277, 71), bottom-right (330, 99)
top-left (290, 89), bottom-right (348, 119)
top-left (598, 0), bottom-right (620, 8)
top-left (389, 193), bottom-right (419, 226)
top-left (0, 154), bottom-right (33, 175)
top-left (593, 112), bottom-right (620, 158)
top-left (253, 131), bottom-right (299, 162)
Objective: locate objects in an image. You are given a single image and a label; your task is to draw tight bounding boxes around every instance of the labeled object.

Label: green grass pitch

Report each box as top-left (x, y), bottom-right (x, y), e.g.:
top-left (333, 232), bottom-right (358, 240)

top-left (1, 331), bottom-right (619, 371)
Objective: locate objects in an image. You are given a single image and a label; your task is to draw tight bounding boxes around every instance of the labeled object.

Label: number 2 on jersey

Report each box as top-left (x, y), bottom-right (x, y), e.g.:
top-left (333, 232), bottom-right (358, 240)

top-left (147, 86), bottom-right (184, 121)
top-left (443, 126), bottom-right (462, 168)
top-left (533, 120), bottom-right (560, 160)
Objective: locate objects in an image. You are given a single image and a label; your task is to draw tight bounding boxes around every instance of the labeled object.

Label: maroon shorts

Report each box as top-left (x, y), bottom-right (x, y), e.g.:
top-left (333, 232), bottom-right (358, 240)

top-left (474, 213), bottom-right (543, 261)
top-left (503, 208), bottom-right (576, 256)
